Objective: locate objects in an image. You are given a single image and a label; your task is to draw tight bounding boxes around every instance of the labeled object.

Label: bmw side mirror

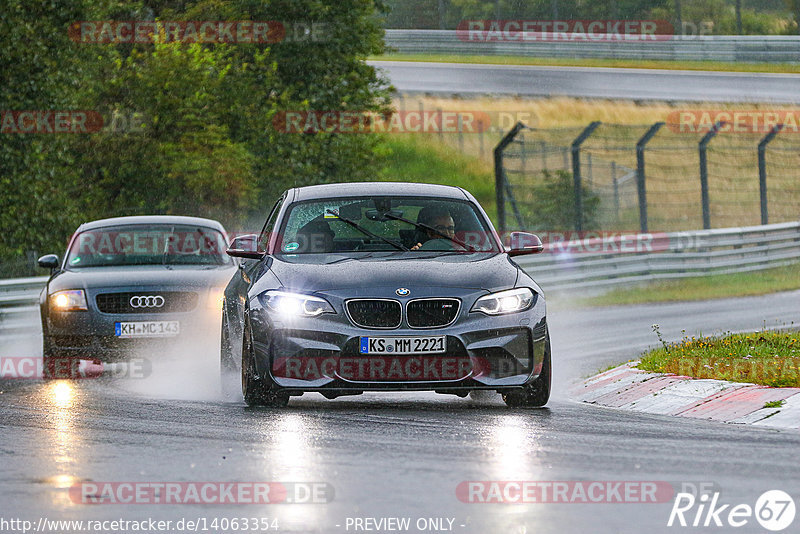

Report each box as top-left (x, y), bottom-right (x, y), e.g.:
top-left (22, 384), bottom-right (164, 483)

top-left (37, 254), bottom-right (60, 270)
top-left (226, 234), bottom-right (265, 260)
top-left (506, 232), bottom-right (544, 257)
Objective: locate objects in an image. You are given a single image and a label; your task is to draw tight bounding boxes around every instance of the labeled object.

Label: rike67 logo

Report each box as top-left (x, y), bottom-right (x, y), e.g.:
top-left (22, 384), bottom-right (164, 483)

top-left (668, 490), bottom-right (795, 531)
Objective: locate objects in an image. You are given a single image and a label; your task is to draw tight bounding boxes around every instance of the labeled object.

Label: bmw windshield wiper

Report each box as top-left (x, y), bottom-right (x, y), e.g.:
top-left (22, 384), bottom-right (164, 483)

top-left (325, 209), bottom-right (408, 251)
top-left (381, 212), bottom-right (476, 252)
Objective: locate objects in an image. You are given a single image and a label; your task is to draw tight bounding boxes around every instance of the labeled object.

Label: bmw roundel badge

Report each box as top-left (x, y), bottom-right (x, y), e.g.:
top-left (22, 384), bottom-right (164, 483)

top-left (396, 288), bottom-right (410, 296)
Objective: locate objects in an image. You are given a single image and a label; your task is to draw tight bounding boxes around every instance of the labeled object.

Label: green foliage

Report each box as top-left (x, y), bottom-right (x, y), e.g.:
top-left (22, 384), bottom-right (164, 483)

top-left (1, 0), bottom-right (391, 264)
top-left (524, 170), bottom-right (599, 231)
top-left (638, 330), bottom-right (800, 388)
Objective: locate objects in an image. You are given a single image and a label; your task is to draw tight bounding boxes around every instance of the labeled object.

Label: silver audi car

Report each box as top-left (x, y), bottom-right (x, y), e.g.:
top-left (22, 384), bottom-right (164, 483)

top-left (38, 215), bottom-right (237, 366)
top-left (221, 182), bottom-right (550, 408)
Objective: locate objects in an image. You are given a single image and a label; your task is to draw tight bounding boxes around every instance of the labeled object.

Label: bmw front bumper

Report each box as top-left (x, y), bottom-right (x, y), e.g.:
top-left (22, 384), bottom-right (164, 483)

top-left (248, 286), bottom-right (548, 394)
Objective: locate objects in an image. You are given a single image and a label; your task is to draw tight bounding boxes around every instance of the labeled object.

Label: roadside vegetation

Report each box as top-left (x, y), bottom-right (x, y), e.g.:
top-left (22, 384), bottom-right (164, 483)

top-left (374, 53), bottom-right (800, 74)
top-left (638, 328), bottom-right (800, 387)
top-left (1, 0), bottom-right (391, 264)
top-left (577, 263), bottom-right (800, 306)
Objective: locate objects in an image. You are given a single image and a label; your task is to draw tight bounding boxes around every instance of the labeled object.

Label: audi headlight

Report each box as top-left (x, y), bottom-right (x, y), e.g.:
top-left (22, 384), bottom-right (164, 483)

top-left (259, 290), bottom-right (335, 317)
top-left (207, 287), bottom-right (226, 310)
top-left (51, 289), bottom-right (88, 311)
top-left (471, 288), bottom-right (534, 315)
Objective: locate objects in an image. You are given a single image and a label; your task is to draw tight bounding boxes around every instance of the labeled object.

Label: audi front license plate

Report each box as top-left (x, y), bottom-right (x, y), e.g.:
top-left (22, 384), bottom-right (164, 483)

top-left (115, 321), bottom-right (180, 338)
top-left (360, 336), bottom-right (446, 355)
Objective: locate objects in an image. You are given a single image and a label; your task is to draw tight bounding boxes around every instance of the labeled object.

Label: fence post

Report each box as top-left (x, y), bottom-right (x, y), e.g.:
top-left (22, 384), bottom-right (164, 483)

top-left (611, 161), bottom-right (619, 224)
top-left (479, 120), bottom-right (485, 158)
top-left (698, 121), bottom-right (725, 230)
top-left (636, 121), bottom-right (665, 233)
top-left (571, 121), bottom-right (601, 232)
top-left (494, 122), bottom-right (527, 233)
top-left (758, 124), bottom-right (783, 226)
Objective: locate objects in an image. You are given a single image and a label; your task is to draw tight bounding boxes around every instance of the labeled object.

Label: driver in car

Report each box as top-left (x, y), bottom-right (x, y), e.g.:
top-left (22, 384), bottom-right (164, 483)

top-left (410, 206), bottom-right (456, 251)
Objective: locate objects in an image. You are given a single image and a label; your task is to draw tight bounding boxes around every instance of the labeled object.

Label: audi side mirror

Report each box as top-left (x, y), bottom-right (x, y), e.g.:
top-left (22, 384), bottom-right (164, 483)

top-left (37, 254), bottom-right (60, 270)
top-left (506, 232), bottom-right (544, 257)
top-left (226, 234), bottom-right (265, 260)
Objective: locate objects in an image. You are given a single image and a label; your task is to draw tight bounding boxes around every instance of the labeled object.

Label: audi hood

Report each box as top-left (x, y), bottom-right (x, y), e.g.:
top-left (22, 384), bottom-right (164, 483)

top-left (47, 265), bottom-right (236, 293)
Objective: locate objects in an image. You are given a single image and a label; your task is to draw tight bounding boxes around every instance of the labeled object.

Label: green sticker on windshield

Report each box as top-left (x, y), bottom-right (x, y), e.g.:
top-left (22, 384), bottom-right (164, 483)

top-left (70, 256), bottom-right (81, 264)
top-left (283, 242), bottom-right (300, 252)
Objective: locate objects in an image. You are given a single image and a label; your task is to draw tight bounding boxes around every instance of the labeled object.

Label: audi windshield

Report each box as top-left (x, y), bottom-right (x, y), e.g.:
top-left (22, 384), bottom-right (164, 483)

top-left (65, 224), bottom-right (232, 267)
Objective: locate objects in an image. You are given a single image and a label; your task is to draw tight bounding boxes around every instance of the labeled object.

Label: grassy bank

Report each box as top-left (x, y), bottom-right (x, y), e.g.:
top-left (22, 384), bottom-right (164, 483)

top-left (376, 134), bottom-right (496, 220)
top-left (638, 329), bottom-right (800, 387)
top-left (374, 53), bottom-right (800, 74)
top-left (578, 263), bottom-right (800, 306)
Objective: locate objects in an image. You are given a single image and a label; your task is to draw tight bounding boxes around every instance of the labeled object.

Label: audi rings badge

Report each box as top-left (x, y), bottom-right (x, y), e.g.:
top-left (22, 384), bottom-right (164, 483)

top-left (129, 295), bottom-right (165, 308)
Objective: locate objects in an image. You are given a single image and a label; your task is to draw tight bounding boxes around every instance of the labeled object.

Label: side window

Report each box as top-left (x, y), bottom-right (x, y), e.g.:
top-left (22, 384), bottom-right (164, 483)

top-left (258, 197), bottom-right (284, 252)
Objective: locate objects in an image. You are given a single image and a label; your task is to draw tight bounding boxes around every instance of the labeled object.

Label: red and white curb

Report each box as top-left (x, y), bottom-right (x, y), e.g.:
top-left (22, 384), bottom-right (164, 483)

top-left (573, 362), bottom-right (800, 430)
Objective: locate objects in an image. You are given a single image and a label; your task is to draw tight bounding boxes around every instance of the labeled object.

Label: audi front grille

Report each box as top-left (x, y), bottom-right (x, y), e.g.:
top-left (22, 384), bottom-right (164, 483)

top-left (345, 299), bottom-right (402, 329)
top-left (95, 291), bottom-right (198, 314)
top-left (406, 298), bottom-right (460, 328)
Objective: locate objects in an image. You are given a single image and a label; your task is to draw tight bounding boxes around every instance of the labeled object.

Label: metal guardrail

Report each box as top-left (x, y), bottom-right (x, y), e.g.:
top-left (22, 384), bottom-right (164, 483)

top-left (0, 221), bottom-right (798, 336)
top-left (515, 221), bottom-right (800, 291)
top-left (384, 30), bottom-right (800, 63)
top-left (0, 276), bottom-right (46, 337)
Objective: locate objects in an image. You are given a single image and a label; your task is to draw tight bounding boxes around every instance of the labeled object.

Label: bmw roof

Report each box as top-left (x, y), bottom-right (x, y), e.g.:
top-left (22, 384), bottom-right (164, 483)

top-left (78, 215), bottom-right (226, 232)
top-left (290, 182), bottom-right (470, 201)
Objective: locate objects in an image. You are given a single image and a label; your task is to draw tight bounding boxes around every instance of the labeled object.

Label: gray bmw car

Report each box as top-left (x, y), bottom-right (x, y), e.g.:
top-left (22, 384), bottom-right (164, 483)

top-left (38, 215), bottom-right (236, 367)
top-left (222, 182), bottom-right (550, 408)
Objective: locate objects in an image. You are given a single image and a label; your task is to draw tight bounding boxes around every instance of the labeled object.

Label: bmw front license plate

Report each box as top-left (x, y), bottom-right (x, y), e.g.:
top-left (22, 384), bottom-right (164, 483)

top-left (359, 336), bottom-right (446, 355)
top-left (115, 321), bottom-right (180, 338)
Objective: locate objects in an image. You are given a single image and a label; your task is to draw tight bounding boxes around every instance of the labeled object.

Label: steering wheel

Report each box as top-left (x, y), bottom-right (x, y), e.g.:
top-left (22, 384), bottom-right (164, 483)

top-left (419, 238), bottom-right (458, 251)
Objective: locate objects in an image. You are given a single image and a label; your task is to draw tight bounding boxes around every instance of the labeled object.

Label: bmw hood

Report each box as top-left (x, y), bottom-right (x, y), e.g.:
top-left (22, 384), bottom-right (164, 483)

top-left (48, 265), bottom-right (235, 292)
top-left (264, 253), bottom-right (519, 293)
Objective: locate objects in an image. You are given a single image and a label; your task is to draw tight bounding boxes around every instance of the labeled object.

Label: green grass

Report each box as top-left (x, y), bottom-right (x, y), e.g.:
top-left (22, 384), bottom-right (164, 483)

top-left (377, 134), bottom-right (497, 221)
top-left (579, 263), bottom-right (800, 306)
top-left (764, 400), bottom-right (785, 408)
top-left (638, 330), bottom-right (800, 387)
top-left (373, 53), bottom-right (800, 74)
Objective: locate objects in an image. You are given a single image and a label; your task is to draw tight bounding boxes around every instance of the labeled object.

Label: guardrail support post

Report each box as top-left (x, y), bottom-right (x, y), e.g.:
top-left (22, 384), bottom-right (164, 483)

top-left (635, 122), bottom-right (664, 234)
top-left (494, 121), bottom-right (527, 233)
top-left (698, 121), bottom-right (725, 230)
top-left (758, 124), bottom-right (783, 226)
top-left (571, 121), bottom-right (601, 232)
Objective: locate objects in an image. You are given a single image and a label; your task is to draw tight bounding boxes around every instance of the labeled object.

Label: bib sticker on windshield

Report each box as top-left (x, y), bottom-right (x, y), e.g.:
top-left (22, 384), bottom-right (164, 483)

top-left (283, 242), bottom-right (300, 252)
top-left (323, 206), bottom-right (339, 219)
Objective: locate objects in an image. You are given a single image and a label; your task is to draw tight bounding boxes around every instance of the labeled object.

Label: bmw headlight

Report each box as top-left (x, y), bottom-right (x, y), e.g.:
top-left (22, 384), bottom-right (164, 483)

top-left (471, 287), bottom-right (534, 315)
top-left (259, 290), bottom-right (335, 317)
top-left (51, 289), bottom-right (88, 311)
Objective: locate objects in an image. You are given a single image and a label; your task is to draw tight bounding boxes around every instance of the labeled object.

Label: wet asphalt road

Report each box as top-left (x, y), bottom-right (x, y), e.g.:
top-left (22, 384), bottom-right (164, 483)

top-left (1, 290), bottom-right (800, 533)
top-left (370, 60), bottom-right (800, 103)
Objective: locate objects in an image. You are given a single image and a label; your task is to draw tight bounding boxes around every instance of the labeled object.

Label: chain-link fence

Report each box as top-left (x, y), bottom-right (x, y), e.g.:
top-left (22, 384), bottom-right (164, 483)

top-left (496, 121), bottom-right (800, 233)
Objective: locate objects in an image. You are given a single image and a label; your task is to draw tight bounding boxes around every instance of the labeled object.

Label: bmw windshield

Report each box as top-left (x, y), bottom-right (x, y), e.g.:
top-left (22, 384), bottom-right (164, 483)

top-left (276, 196), bottom-right (501, 255)
top-left (65, 224), bottom-right (231, 267)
